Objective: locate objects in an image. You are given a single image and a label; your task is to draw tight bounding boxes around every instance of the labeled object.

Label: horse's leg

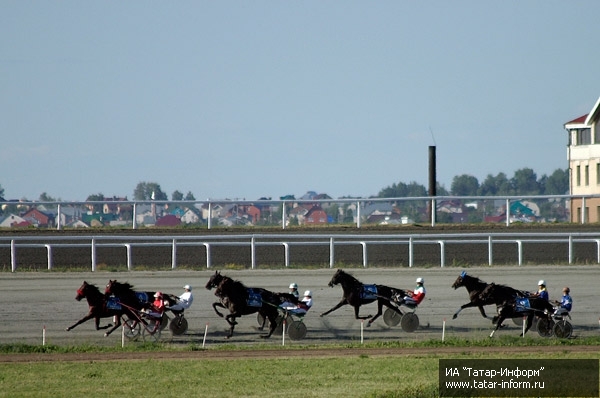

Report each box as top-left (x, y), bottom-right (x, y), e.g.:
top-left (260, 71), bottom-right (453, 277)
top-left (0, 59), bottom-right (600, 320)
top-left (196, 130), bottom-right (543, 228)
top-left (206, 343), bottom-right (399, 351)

top-left (354, 304), bottom-right (372, 320)
top-left (490, 314), bottom-right (505, 338)
top-left (66, 313), bottom-right (95, 331)
top-left (521, 313), bottom-right (534, 336)
top-left (320, 299), bottom-right (348, 317)
top-left (104, 315), bottom-right (122, 337)
top-left (367, 299), bottom-right (386, 326)
top-left (93, 317), bottom-right (112, 331)
top-left (260, 311), bottom-right (278, 339)
top-left (212, 302), bottom-right (225, 317)
top-left (453, 302), bottom-right (487, 320)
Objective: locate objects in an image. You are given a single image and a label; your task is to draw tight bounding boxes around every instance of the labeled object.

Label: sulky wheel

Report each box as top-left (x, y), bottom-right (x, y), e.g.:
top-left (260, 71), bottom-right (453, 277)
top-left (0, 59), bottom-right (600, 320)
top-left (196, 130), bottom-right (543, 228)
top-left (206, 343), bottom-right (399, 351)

top-left (400, 313), bottom-right (419, 333)
top-left (552, 321), bottom-right (573, 339)
top-left (383, 308), bottom-right (402, 327)
top-left (123, 318), bottom-right (141, 340)
top-left (536, 317), bottom-right (554, 337)
top-left (142, 319), bottom-right (162, 342)
top-left (160, 313), bottom-right (169, 331)
top-left (169, 316), bottom-right (188, 335)
top-left (287, 320), bottom-right (307, 340)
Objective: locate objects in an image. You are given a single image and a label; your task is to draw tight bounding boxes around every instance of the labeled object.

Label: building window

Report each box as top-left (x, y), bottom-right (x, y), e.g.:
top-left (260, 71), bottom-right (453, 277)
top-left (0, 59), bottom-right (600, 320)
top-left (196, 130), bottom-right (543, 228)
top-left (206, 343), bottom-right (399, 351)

top-left (595, 128), bottom-right (600, 144)
top-left (577, 128), bottom-right (592, 145)
top-left (597, 163), bottom-right (600, 185)
top-left (577, 165), bottom-right (581, 186)
top-left (585, 165), bottom-right (589, 186)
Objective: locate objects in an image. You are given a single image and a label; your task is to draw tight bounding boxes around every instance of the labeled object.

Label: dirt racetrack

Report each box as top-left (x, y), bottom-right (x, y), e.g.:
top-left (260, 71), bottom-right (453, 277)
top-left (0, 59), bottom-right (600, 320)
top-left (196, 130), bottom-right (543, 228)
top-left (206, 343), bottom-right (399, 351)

top-left (1, 226), bottom-right (600, 362)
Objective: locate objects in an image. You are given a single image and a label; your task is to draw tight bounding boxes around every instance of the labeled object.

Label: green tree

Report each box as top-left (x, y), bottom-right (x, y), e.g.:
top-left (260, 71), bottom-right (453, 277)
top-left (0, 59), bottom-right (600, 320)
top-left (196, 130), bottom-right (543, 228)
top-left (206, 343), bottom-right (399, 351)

top-left (478, 173), bottom-right (513, 196)
top-left (511, 168), bottom-right (540, 195)
top-left (451, 175), bottom-right (479, 196)
top-left (172, 190), bottom-right (184, 201)
top-left (184, 191), bottom-right (196, 201)
top-left (0, 184), bottom-right (5, 200)
top-left (543, 169), bottom-right (569, 195)
top-left (133, 182), bottom-right (167, 201)
top-left (39, 192), bottom-right (58, 202)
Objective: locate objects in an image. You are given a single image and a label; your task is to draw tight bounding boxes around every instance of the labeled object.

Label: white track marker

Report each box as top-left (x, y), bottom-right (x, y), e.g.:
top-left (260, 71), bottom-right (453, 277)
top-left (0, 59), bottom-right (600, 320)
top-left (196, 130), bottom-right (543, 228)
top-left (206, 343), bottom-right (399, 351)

top-left (442, 318), bottom-right (446, 342)
top-left (42, 325), bottom-right (46, 346)
top-left (202, 323), bottom-right (209, 348)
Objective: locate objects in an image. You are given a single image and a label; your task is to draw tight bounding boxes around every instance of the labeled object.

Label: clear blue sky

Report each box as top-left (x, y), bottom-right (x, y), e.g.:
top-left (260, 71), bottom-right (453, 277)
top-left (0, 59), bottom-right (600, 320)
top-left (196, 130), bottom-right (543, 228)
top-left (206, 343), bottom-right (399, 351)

top-left (2, 2), bottom-right (599, 201)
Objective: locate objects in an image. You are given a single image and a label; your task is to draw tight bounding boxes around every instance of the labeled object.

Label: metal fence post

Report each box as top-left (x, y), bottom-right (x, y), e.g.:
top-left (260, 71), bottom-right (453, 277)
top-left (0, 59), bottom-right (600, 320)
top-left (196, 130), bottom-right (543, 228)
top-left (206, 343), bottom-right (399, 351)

top-left (329, 237), bottom-right (335, 268)
top-left (171, 239), bottom-right (177, 269)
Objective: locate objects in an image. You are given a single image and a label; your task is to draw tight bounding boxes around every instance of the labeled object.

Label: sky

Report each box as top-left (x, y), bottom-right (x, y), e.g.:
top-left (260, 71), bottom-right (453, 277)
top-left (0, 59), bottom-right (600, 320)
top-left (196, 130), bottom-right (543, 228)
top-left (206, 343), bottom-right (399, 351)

top-left (2, 2), bottom-right (600, 202)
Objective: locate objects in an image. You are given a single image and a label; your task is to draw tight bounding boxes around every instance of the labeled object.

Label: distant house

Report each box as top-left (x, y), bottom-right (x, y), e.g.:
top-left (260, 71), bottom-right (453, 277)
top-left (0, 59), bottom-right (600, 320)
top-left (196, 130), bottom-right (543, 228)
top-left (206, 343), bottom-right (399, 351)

top-left (156, 214), bottom-right (181, 227)
top-left (21, 208), bottom-right (54, 227)
top-left (180, 208), bottom-right (201, 224)
top-left (0, 214), bottom-right (28, 228)
top-left (305, 205), bottom-right (328, 225)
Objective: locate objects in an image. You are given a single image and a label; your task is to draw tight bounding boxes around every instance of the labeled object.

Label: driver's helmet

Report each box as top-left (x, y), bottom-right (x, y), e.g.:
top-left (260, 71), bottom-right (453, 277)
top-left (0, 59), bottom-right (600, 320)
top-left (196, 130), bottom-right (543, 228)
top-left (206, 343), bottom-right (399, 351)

top-left (538, 280), bottom-right (546, 286)
top-left (289, 283), bottom-right (298, 289)
top-left (304, 290), bottom-right (312, 297)
top-left (416, 277), bottom-right (424, 284)
top-left (563, 287), bottom-right (570, 294)
top-left (183, 284), bottom-right (192, 291)
top-left (154, 291), bottom-right (163, 298)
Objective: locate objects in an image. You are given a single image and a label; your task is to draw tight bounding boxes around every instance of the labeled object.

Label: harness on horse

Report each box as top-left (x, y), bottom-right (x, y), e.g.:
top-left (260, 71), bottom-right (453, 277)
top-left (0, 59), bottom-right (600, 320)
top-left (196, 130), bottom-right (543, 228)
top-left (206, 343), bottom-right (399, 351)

top-left (246, 288), bottom-right (262, 307)
top-left (515, 297), bottom-right (530, 313)
top-left (360, 285), bottom-right (378, 300)
top-left (106, 296), bottom-right (122, 310)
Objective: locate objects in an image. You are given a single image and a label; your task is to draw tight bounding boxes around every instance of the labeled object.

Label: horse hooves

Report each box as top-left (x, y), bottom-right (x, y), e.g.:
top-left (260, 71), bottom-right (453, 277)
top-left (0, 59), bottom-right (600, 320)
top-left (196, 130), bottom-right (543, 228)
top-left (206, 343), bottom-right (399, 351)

top-left (452, 314), bottom-right (458, 320)
top-left (260, 335), bottom-right (271, 339)
top-left (104, 333), bottom-right (109, 337)
top-left (366, 322), bottom-right (372, 328)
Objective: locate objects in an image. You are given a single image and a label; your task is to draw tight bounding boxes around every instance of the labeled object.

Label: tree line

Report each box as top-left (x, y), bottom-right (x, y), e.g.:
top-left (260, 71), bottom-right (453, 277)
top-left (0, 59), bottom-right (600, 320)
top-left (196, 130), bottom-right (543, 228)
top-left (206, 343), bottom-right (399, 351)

top-left (377, 168), bottom-right (569, 198)
top-left (0, 167), bottom-right (569, 208)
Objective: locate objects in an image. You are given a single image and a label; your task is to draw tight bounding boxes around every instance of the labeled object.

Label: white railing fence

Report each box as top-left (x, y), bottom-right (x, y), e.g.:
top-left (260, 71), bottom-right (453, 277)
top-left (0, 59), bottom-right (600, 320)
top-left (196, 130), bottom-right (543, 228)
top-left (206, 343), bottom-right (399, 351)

top-left (3, 232), bottom-right (600, 272)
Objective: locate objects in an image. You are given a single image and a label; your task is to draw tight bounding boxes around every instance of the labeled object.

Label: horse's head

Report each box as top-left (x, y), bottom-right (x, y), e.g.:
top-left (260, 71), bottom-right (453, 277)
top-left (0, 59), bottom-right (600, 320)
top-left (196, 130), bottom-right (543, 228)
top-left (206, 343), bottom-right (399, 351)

top-left (205, 271), bottom-right (223, 290)
top-left (75, 281), bottom-right (89, 301)
top-left (451, 271), bottom-right (468, 289)
top-left (105, 279), bottom-right (134, 297)
top-left (328, 269), bottom-right (344, 287)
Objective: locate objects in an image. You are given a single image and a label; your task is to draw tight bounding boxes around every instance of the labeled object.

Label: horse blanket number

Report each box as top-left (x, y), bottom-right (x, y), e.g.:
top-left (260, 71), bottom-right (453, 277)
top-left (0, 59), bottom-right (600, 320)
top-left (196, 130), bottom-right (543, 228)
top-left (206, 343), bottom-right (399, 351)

top-left (246, 289), bottom-right (262, 307)
top-left (106, 296), bottom-right (122, 310)
top-left (515, 298), bottom-right (530, 313)
top-left (360, 285), bottom-right (378, 300)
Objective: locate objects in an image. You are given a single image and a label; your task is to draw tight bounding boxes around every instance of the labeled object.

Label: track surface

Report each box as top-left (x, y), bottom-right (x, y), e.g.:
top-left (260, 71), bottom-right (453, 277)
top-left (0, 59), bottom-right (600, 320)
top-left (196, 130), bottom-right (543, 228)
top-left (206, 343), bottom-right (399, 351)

top-left (2, 267), bottom-right (600, 353)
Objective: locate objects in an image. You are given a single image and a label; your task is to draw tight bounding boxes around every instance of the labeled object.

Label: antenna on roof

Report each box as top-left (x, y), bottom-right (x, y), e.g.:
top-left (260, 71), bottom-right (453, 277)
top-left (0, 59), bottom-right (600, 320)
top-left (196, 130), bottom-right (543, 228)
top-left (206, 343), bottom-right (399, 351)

top-left (429, 126), bottom-right (437, 146)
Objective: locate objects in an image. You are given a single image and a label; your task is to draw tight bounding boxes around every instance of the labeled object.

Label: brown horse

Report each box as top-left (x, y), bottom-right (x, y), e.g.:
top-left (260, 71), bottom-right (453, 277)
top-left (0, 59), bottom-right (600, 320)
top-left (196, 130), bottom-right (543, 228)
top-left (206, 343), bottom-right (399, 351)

top-left (66, 281), bottom-right (129, 337)
top-left (479, 283), bottom-right (554, 337)
top-left (205, 271), bottom-right (294, 339)
top-left (451, 271), bottom-right (526, 320)
top-left (319, 269), bottom-right (405, 327)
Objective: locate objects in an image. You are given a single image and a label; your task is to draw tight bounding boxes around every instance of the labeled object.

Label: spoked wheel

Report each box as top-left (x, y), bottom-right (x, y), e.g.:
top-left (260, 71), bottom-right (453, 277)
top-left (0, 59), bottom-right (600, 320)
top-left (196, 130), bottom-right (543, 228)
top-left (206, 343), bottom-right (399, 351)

top-left (123, 318), bottom-right (141, 340)
top-left (142, 319), bottom-right (162, 342)
top-left (536, 318), bottom-right (554, 337)
top-left (553, 321), bottom-right (573, 339)
top-left (383, 308), bottom-right (402, 327)
top-left (400, 313), bottom-right (419, 333)
top-left (512, 316), bottom-right (538, 328)
top-left (160, 313), bottom-right (169, 331)
top-left (169, 316), bottom-right (188, 335)
top-left (287, 320), bottom-right (307, 340)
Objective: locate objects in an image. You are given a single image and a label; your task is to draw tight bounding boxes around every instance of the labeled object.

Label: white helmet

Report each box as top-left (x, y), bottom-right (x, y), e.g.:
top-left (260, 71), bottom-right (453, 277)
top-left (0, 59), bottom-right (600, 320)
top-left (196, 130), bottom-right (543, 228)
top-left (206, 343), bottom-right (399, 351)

top-left (538, 280), bottom-right (546, 286)
top-left (183, 285), bottom-right (192, 291)
top-left (416, 277), bottom-right (424, 284)
top-left (304, 290), bottom-right (312, 297)
top-left (289, 283), bottom-right (298, 289)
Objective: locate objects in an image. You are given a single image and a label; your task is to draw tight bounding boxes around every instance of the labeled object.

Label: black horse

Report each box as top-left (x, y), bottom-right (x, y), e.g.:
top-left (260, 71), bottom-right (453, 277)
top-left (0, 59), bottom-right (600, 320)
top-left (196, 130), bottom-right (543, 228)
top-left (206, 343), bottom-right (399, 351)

top-left (319, 269), bottom-right (406, 327)
top-left (205, 271), bottom-right (293, 339)
top-left (479, 283), bottom-right (554, 337)
top-left (66, 281), bottom-right (128, 337)
top-left (451, 271), bottom-right (525, 320)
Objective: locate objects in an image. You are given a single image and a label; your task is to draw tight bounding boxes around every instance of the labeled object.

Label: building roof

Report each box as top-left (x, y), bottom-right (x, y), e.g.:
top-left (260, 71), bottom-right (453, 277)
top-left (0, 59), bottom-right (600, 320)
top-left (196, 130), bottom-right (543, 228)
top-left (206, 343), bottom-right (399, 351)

top-left (564, 96), bottom-right (600, 127)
